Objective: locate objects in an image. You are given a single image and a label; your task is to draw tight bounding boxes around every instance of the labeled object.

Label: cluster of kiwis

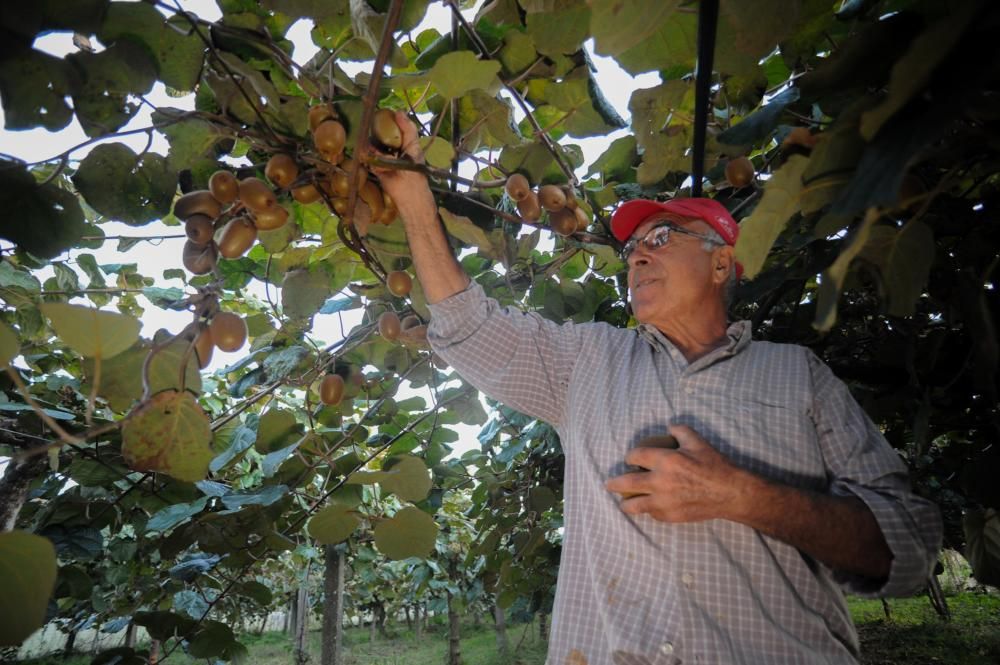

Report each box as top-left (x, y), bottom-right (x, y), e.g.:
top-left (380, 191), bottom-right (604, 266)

top-left (504, 174), bottom-right (589, 237)
top-left (190, 309), bottom-right (248, 369)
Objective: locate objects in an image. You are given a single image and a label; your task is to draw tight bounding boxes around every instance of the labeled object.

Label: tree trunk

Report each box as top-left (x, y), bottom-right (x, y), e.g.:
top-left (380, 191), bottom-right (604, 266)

top-left (493, 603), bottom-right (509, 658)
top-left (376, 601), bottom-right (388, 639)
top-left (294, 585), bottom-right (310, 665)
top-left (284, 598), bottom-right (292, 634)
top-left (405, 605), bottom-right (413, 631)
top-left (125, 620), bottom-right (137, 648)
top-left (447, 591), bottom-right (461, 665)
top-left (368, 607), bottom-right (376, 643)
top-left (414, 602), bottom-right (424, 640)
top-left (538, 612), bottom-right (548, 642)
top-left (321, 546), bottom-right (345, 665)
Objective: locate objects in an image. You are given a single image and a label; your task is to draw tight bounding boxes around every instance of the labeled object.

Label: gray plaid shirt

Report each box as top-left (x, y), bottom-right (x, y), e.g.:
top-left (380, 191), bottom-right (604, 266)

top-left (427, 282), bottom-right (942, 665)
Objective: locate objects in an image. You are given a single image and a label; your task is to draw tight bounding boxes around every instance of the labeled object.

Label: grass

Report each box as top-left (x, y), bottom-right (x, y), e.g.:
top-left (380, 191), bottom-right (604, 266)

top-left (18, 592), bottom-right (999, 665)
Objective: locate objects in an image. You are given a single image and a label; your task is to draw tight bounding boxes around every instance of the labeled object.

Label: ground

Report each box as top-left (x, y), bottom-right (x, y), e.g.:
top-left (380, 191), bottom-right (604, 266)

top-left (17, 592), bottom-right (1000, 665)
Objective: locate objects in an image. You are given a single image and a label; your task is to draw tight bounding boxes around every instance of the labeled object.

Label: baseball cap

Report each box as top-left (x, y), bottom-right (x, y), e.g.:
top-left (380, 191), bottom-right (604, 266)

top-left (610, 198), bottom-right (743, 279)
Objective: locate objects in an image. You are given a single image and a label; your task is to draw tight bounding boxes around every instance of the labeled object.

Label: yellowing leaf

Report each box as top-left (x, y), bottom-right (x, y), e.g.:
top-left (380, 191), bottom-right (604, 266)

top-left (374, 506), bottom-right (438, 560)
top-left (40, 303), bottom-right (140, 359)
top-left (0, 531), bottom-right (57, 646)
top-left (428, 51), bottom-right (501, 100)
top-left (308, 504), bottom-right (361, 545)
top-left (419, 136), bottom-right (456, 169)
top-left (0, 321), bottom-right (19, 366)
top-left (734, 155), bottom-right (810, 279)
top-left (439, 208), bottom-right (504, 260)
top-left (122, 390), bottom-right (213, 482)
top-left (380, 455), bottom-right (431, 502)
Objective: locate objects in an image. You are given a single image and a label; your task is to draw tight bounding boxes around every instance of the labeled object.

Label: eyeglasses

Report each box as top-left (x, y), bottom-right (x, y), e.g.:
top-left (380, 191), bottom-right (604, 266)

top-left (620, 223), bottom-right (724, 261)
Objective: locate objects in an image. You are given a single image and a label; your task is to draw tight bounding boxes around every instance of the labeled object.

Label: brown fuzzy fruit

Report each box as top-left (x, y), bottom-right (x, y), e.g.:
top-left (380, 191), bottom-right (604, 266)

top-left (239, 177), bottom-right (277, 212)
top-left (505, 173), bottom-right (531, 201)
top-left (378, 311), bottom-right (401, 341)
top-left (561, 186), bottom-right (578, 210)
top-left (371, 109), bottom-right (403, 150)
top-left (182, 240), bottom-right (217, 275)
top-left (331, 198), bottom-right (349, 216)
top-left (209, 312), bottom-right (247, 353)
top-left (174, 190), bottom-right (221, 220)
top-left (193, 327), bottom-right (214, 369)
top-left (252, 205), bottom-right (289, 231)
top-left (549, 208), bottom-right (577, 237)
top-left (386, 270), bottom-right (412, 297)
top-left (313, 119), bottom-right (347, 155)
top-left (308, 104), bottom-right (336, 131)
top-left (400, 314), bottom-right (422, 331)
top-left (725, 157), bottom-right (755, 189)
top-left (358, 180), bottom-right (384, 220)
top-left (185, 214), bottom-right (215, 245)
top-left (517, 191), bottom-right (541, 222)
top-left (265, 154), bottom-right (299, 189)
top-left (328, 171), bottom-right (350, 198)
top-left (573, 206), bottom-right (589, 232)
top-left (538, 184), bottom-right (567, 212)
top-left (208, 171), bottom-right (239, 204)
top-left (341, 159), bottom-right (368, 189)
top-left (320, 373), bottom-right (345, 406)
top-left (218, 216), bottom-right (257, 259)
top-left (379, 191), bottom-right (398, 225)
top-left (292, 183), bottom-right (322, 205)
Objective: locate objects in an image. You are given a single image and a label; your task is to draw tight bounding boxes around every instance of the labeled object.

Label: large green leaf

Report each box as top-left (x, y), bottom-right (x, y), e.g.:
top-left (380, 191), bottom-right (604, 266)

top-left (72, 143), bottom-right (176, 226)
top-left (0, 162), bottom-right (87, 259)
top-left (439, 208), bottom-right (503, 260)
top-left (0, 531), bottom-right (57, 647)
top-left (308, 503), bottom-right (360, 544)
top-left (40, 303), bottom-right (140, 360)
top-left (282, 269), bottom-right (332, 319)
top-left (628, 80), bottom-right (693, 185)
top-left (734, 155), bottom-right (810, 279)
top-left (122, 389), bottom-right (213, 482)
top-left (615, 9), bottom-right (696, 75)
top-left (255, 408), bottom-right (302, 454)
top-left (0, 49), bottom-right (74, 131)
top-left (428, 51), bottom-right (501, 100)
top-left (589, 0), bottom-right (681, 57)
top-left (380, 455), bottom-right (432, 502)
top-left (187, 621), bottom-right (239, 659)
top-left (814, 209), bottom-right (879, 332)
top-left (884, 219), bottom-right (935, 317)
top-left (373, 506), bottom-right (437, 560)
top-left (0, 320), bottom-right (19, 366)
top-left (67, 41), bottom-right (157, 138)
top-left (146, 497), bottom-right (209, 533)
top-left (715, 0), bottom-right (800, 77)
top-left (524, 4), bottom-right (591, 57)
top-left (152, 109), bottom-right (225, 173)
top-left (82, 337), bottom-right (202, 412)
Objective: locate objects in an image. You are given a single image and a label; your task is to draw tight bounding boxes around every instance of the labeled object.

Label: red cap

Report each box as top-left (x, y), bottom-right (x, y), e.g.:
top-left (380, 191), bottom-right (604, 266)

top-left (611, 198), bottom-right (743, 279)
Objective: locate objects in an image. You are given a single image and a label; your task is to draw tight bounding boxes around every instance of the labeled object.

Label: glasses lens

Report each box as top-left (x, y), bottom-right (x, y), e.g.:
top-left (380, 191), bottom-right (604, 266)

top-left (647, 226), bottom-right (672, 250)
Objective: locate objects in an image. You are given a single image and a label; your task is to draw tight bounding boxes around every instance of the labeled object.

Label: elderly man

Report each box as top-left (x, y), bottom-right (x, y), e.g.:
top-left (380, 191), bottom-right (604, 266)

top-left (374, 113), bottom-right (941, 665)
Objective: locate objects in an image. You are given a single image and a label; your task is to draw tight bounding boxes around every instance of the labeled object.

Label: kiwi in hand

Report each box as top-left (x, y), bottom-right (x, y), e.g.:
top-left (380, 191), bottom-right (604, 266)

top-left (371, 109), bottom-right (403, 151)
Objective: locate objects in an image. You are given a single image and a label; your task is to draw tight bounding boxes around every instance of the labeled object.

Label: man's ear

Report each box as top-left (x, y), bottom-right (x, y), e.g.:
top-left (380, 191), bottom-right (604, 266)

top-left (713, 246), bottom-right (735, 286)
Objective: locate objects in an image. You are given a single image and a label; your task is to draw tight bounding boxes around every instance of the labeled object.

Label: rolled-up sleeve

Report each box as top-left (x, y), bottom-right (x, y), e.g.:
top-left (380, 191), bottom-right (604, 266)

top-left (427, 281), bottom-right (581, 427)
top-left (807, 351), bottom-right (942, 597)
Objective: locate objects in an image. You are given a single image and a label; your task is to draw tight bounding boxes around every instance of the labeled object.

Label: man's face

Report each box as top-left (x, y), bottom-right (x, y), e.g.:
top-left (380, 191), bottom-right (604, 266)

top-left (626, 214), bottom-right (723, 326)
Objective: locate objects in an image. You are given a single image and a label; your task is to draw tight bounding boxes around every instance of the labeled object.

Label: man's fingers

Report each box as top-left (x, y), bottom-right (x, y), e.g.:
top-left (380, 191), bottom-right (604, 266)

top-left (618, 493), bottom-right (653, 515)
top-left (669, 424), bottom-right (706, 449)
top-left (623, 446), bottom-right (672, 470)
top-left (605, 471), bottom-right (652, 498)
top-left (395, 110), bottom-right (424, 161)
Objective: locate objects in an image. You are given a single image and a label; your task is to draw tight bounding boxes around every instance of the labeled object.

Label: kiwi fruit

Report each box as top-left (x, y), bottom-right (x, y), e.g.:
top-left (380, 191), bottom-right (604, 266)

top-left (208, 171), bottom-right (239, 204)
top-left (174, 190), bottom-right (221, 220)
top-left (549, 208), bottom-right (576, 237)
top-left (185, 214), bottom-right (215, 245)
top-left (516, 191), bottom-right (541, 222)
top-left (386, 270), bottom-right (412, 297)
top-left (328, 171), bottom-right (350, 198)
top-left (573, 206), bottom-right (589, 232)
top-left (292, 183), bottom-right (322, 205)
top-left (182, 239), bottom-right (217, 275)
top-left (538, 185), bottom-right (567, 212)
top-left (400, 314), bottom-right (422, 331)
top-left (308, 104), bottom-right (336, 132)
top-left (252, 205), bottom-right (288, 231)
top-left (561, 186), bottom-right (578, 210)
top-left (320, 373), bottom-right (345, 406)
top-left (218, 216), bottom-right (257, 259)
top-left (320, 149), bottom-right (344, 166)
top-left (331, 198), bottom-right (349, 216)
top-left (505, 173), bottom-right (531, 201)
top-left (209, 311), bottom-right (247, 353)
top-left (313, 119), bottom-right (347, 155)
top-left (239, 177), bottom-right (277, 212)
top-left (378, 311), bottom-right (401, 341)
top-left (379, 191), bottom-right (398, 225)
top-left (265, 153), bottom-right (299, 189)
top-left (193, 327), bottom-right (214, 369)
top-left (371, 109), bottom-right (403, 150)
top-left (725, 157), bottom-right (755, 188)
top-left (358, 180), bottom-right (384, 220)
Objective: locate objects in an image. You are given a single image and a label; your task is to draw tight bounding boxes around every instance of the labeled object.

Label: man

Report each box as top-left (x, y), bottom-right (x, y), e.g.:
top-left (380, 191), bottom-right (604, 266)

top-left (374, 113), bottom-right (942, 665)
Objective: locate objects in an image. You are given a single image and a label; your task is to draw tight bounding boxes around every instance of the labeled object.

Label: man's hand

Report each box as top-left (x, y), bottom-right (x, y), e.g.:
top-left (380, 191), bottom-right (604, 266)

top-left (370, 111), bottom-right (437, 224)
top-left (605, 424), bottom-right (748, 522)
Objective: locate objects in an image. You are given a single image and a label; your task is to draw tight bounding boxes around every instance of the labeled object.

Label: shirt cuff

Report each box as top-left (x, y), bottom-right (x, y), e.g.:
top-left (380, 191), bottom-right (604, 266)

top-left (831, 481), bottom-right (942, 597)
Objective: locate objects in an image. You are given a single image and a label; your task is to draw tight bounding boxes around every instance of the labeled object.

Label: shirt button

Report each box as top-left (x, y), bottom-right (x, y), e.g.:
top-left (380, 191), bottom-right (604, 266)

top-left (684, 387), bottom-right (695, 395)
top-left (660, 642), bottom-right (674, 655)
top-left (681, 572), bottom-right (694, 586)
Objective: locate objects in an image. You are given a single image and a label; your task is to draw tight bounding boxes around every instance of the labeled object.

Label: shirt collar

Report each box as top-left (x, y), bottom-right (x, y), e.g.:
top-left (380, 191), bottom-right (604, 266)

top-left (636, 320), bottom-right (752, 364)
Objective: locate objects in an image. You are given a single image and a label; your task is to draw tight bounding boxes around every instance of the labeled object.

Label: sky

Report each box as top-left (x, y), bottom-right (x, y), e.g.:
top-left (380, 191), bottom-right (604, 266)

top-left (0, 0), bottom-right (656, 460)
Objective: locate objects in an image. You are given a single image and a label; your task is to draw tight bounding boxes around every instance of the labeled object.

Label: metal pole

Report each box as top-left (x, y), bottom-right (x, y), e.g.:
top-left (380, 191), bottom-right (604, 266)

top-left (691, 0), bottom-right (720, 197)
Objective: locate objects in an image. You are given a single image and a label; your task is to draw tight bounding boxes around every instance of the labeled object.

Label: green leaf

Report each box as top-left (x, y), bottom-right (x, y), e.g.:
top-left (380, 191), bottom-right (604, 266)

top-left (628, 80), bottom-right (694, 185)
top-left (40, 303), bottom-right (140, 359)
top-left (134, 611), bottom-right (196, 642)
top-left (210, 418), bottom-right (258, 472)
top-left (282, 269), bottom-right (332, 319)
top-left (717, 87), bottom-right (800, 147)
top-left (308, 503), bottom-right (360, 545)
top-left (0, 321), bottom-right (19, 366)
top-left (142, 286), bottom-right (187, 310)
top-left (420, 136), bottom-right (456, 169)
top-left (585, 135), bottom-right (637, 181)
top-left (152, 109), bottom-right (224, 173)
top-left (380, 455), bottom-right (432, 502)
top-left (220, 485), bottom-right (288, 511)
top-left (122, 390), bottom-right (213, 482)
top-left (319, 297), bottom-right (360, 314)
top-left (261, 440), bottom-right (301, 478)
top-left (374, 506), bottom-right (438, 560)
top-left (525, 4), bottom-right (591, 57)
top-left (428, 51), bottom-right (501, 100)
top-left (714, 0), bottom-right (798, 77)
top-left (98, 1), bottom-right (205, 91)
top-left (0, 162), bottom-right (87, 259)
top-left (72, 144), bottom-right (176, 226)
top-left (0, 531), bottom-right (57, 647)
top-left (147, 498), bottom-right (209, 533)
top-left (0, 49), bottom-right (74, 131)
top-left (238, 580), bottom-right (273, 606)
top-left (188, 621), bottom-right (237, 659)
top-left (615, 9), bottom-right (696, 75)
top-left (67, 41), bottom-right (157, 137)
top-left (814, 209), bottom-right (880, 331)
top-left (884, 219), bottom-right (935, 318)
top-left (82, 337), bottom-right (202, 413)
top-left (255, 408), bottom-right (301, 454)
top-left (439, 208), bottom-right (503, 260)
top-left (589, 0), bottom-right (682, 57)
top-left (734, 155), bottom-right (810, 279)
